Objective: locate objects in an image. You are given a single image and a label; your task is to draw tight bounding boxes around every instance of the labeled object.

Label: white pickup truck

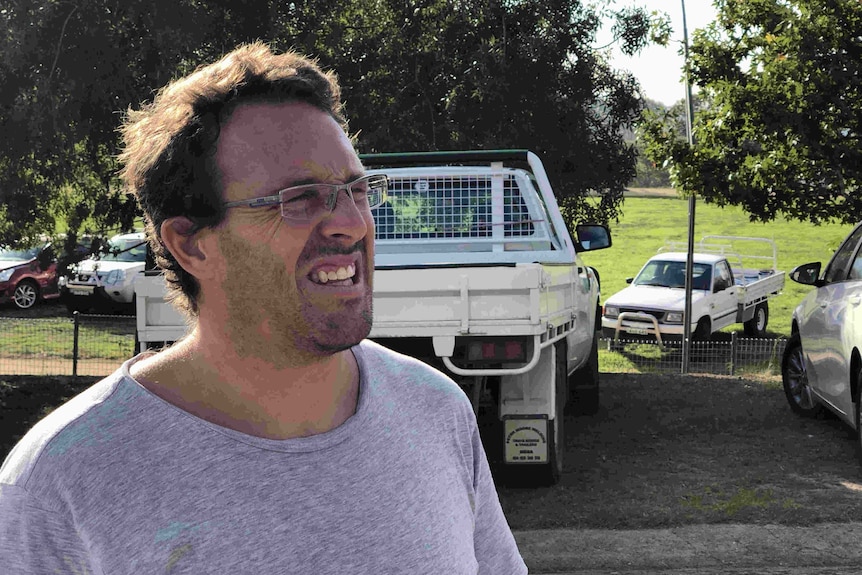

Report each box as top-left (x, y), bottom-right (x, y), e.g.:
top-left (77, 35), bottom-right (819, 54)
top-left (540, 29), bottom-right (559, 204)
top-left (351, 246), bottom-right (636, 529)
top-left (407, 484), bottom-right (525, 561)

top-left (601, 236), bottom-right (785, 344)
top-left (134, 150), bottom-right (612, 486)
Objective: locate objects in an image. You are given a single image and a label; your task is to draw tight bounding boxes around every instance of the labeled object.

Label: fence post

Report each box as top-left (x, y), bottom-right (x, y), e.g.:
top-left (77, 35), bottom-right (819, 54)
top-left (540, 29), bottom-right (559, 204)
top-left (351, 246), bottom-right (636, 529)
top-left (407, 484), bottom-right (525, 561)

top-left (729, 331), bottom-right (737, 376)
top-left (72, 311), bottom-right (80, 377)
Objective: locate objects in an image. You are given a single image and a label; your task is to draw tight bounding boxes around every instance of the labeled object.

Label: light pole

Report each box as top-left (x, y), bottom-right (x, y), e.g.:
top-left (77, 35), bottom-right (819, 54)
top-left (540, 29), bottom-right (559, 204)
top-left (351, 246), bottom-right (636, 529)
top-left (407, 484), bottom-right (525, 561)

top-left (681, 0), bottom-right (696, 373)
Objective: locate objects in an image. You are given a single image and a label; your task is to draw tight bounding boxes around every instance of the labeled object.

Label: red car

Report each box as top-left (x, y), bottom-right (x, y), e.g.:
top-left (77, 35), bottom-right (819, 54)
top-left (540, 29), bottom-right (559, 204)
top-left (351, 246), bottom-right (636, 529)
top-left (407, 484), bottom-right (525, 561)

top-left (0, 243), bottom-right (61, 309)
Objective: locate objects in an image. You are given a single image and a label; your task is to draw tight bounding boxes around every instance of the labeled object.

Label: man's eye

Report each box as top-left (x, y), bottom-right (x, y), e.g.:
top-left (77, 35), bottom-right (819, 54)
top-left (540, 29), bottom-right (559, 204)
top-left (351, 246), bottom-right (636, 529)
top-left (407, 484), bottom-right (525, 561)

top-left (281, 188), bottom-right (318, 204)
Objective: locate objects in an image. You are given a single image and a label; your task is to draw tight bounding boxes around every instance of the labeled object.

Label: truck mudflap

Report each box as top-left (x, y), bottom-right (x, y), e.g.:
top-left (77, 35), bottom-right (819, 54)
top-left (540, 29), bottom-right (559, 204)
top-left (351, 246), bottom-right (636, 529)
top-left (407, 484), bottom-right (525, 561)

top-left (503, 415), bottom-right (549, 464)
top-left (496, 342), bottom-right (566, 486)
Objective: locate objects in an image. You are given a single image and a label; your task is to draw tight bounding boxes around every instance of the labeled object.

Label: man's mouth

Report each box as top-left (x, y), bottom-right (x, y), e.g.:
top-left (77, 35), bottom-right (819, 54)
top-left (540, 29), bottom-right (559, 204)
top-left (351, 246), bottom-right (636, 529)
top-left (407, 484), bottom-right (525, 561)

top-left (308, 264), bottom-right (357, 286)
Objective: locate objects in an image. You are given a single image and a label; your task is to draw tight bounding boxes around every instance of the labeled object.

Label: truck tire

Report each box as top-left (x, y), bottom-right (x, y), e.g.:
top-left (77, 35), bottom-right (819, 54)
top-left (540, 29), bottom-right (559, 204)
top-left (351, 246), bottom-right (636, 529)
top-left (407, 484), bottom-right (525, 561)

top-left (693, 317), bottom-right (711, 341)
top-left (743, 303), bottom-right (769, 337)
top-left (541, 343), bottom-right (567, 485)
top-left (568, 335), bottom-right (599, 415)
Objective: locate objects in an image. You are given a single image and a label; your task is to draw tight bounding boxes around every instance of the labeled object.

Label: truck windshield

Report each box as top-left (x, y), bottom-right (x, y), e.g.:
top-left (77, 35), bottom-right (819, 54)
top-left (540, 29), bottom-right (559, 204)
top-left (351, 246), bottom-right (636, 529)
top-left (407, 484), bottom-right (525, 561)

top-left (633, 260), bottom-right (712, 290)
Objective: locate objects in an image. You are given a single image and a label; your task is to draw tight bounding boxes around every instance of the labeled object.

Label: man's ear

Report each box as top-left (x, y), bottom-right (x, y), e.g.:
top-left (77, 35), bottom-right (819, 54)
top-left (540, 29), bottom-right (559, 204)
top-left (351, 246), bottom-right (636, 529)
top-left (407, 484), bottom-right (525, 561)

top-left (160, 217), bottom-right (216, 280)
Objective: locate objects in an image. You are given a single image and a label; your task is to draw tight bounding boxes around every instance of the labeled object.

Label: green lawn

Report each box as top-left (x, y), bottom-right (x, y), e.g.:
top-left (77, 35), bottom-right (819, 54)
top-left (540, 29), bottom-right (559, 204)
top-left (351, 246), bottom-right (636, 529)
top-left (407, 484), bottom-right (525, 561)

top-left (0, 318), bottom-right (134, 360)
top-left (579, 196), bottom-right (856, 338)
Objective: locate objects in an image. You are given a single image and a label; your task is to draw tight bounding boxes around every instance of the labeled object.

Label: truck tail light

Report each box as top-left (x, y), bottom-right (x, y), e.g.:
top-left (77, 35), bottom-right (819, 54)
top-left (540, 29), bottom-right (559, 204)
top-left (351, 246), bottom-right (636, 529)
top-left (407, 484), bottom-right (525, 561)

top-left (456, 337), bottom-right (530, 366)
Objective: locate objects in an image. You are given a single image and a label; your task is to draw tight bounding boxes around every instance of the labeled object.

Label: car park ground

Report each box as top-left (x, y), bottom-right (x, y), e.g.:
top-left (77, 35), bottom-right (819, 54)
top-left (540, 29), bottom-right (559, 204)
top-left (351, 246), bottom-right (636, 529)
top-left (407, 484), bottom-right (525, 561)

top-left (489, 371), bottom-right (862, 573)
top-left (514, 522), bottom-right (862, 573)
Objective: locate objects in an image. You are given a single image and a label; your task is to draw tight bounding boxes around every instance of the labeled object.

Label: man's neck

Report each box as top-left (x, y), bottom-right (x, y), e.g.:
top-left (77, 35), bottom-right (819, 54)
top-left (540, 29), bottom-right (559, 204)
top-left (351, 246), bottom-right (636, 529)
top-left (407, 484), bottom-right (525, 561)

top-left (129, 325), bottom-right (360, 440)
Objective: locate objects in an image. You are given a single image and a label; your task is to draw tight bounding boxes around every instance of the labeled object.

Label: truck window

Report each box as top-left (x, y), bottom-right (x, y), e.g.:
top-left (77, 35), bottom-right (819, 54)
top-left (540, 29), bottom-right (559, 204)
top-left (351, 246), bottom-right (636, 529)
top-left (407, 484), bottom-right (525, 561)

top-left (692, 266), bottom-right (712, 291)
top-left (503, 178), bottom-right (534, 237)
top-left (372, 175), bottom-right (535, 240)
top-left (714, 261), bottom-right (733, 291)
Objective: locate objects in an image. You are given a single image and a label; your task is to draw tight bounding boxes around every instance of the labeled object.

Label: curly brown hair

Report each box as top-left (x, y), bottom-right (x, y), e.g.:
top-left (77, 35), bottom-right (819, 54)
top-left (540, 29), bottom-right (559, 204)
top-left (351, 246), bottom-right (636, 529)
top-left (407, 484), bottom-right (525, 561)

top-left (119, 42), bottom-right (346, 317)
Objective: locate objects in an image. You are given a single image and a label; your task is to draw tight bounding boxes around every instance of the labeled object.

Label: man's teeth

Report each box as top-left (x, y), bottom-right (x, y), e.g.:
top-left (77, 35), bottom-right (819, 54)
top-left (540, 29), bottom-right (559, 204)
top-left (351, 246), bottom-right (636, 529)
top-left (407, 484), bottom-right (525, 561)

top-left (314, 265), bottom-right (356, 284)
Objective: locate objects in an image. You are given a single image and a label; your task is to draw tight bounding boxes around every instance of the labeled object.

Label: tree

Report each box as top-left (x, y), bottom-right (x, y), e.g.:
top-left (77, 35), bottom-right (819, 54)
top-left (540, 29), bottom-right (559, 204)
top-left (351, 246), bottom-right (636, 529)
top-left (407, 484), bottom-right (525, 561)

top-left (1, 0), bottom-right (666, 252)
top-left (629, 98), bottom-right (676, 188)
top-left (641, 0), bottom-right (862, 225)
top-left (0, 0), bottom-right (271, 252)
top-left (320, 0), bottom-right (670, 225)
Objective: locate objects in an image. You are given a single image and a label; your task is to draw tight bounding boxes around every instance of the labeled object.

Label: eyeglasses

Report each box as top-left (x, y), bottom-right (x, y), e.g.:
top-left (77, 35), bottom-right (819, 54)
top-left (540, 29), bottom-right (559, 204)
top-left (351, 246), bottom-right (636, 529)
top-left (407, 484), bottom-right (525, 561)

top-left (223, 174), bottom-right (389, 222)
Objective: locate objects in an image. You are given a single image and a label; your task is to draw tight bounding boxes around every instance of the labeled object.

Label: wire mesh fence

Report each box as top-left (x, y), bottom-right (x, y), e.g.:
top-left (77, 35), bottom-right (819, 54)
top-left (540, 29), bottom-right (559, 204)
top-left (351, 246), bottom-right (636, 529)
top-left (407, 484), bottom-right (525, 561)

top-left (0, 313), bottom-right (787, 379)
top-left (0, 313), bottom-right (136, 376)
top-left (599, 334), bottom-right (787, 377)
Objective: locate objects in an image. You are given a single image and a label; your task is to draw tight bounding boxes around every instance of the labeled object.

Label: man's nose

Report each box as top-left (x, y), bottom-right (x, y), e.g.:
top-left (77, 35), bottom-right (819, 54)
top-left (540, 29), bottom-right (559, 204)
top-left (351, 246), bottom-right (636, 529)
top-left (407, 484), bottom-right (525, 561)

top-left (320, 189), bottom-right (369, 240)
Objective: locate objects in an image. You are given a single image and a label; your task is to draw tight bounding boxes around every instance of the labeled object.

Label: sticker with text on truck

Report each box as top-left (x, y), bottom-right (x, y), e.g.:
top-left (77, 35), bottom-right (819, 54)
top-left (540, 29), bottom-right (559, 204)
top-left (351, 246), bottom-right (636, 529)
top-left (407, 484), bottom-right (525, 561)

top-left (504, 417), bottom-right (548, 464)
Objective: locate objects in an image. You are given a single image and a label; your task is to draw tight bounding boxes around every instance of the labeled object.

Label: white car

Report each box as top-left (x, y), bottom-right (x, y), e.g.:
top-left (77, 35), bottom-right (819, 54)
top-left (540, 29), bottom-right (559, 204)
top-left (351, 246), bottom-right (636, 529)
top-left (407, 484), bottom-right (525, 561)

top-left (60, 232), bottom-right (147, 312)
top-left (782, 222), bottom-right (862, 453)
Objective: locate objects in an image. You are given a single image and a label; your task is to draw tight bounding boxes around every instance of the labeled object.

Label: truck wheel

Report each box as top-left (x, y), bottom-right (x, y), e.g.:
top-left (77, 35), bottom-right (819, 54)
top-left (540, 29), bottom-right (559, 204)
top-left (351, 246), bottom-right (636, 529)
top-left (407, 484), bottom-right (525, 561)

top-left (13, 280), bottom-right (39, 310)
top-left (568, 336), bottom-right (599, 415)
top-left (692, 318), bottom-right (711, 341)
top-left (782, 333), bottom-right (822, 417)
top-left (542, 343), bottom-right (567, 485)
top-left (744, 303), bottom-right (769, 337)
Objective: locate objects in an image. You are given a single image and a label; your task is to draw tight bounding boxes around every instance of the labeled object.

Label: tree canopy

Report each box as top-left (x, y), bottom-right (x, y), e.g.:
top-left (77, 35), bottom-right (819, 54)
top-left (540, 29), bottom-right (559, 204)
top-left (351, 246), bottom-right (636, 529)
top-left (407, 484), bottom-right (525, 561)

top-left (0, 0), bottom-right (664, 251)
top-left (641, 0), bottom-right (862, 225)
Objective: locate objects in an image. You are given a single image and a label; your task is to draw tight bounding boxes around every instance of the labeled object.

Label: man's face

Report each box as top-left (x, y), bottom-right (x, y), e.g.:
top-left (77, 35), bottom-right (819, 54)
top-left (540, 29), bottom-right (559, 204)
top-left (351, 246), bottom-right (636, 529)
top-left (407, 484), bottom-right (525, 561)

top-left (209, 100), bottom-right (374, 365)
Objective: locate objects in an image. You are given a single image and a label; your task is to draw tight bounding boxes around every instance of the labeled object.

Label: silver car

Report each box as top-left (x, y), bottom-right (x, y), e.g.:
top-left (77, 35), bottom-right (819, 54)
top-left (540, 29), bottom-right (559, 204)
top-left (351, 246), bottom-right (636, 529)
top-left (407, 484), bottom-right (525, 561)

top-left (783, 222), bottom-right (862, 454)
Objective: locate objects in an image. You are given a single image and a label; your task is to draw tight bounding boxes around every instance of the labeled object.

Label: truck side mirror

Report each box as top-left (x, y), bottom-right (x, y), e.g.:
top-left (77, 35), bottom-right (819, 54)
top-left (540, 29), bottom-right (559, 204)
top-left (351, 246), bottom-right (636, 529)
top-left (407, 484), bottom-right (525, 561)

top-left (574, 224), bottom-right (612, 252)
top-left (789, 262), bottom-right (822, 286)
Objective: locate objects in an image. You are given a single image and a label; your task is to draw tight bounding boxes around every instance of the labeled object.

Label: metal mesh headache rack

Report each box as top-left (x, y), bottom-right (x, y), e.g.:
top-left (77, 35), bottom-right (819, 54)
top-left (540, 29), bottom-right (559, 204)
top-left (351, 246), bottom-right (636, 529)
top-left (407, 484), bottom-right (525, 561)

top-left (372, 173), bottom-right (538, 240)
top-left (361, 150), bottom-right (569, 263)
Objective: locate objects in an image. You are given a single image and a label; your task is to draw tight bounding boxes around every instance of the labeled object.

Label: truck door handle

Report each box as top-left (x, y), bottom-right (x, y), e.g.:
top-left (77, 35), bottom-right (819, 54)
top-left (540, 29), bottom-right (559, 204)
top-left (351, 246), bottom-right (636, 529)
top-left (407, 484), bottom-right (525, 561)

top-left (850, 295), bottom-right (861, 306)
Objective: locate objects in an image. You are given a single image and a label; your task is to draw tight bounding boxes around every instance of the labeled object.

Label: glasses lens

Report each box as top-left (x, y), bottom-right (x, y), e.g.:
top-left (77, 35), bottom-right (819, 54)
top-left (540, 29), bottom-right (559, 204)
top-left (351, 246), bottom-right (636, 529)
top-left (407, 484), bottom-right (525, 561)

top-left (279, 185), bottom-right (323, 221)
top-left (363, 175), bottom-right (388, 209)
top-left (278, 176), bottom-right (389, 221)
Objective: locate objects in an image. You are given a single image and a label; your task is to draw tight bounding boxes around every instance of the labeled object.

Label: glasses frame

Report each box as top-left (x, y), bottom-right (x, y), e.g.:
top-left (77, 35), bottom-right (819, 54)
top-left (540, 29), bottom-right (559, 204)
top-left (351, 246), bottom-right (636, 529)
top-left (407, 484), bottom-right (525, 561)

top-left (223, 174), bottom-right (389, 222)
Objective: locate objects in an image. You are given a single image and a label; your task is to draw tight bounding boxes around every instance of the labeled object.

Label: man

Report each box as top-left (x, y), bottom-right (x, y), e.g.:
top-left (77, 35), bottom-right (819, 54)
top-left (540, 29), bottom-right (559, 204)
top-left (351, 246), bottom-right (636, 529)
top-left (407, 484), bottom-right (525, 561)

top-left (0, 43), bottom-right (527, 573)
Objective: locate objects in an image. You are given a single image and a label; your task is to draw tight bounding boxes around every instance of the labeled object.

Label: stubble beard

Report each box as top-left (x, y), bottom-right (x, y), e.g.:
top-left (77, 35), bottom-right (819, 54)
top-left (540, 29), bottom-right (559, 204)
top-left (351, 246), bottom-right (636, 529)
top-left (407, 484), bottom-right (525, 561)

top-left (218, 231), bottom-right (373, 367)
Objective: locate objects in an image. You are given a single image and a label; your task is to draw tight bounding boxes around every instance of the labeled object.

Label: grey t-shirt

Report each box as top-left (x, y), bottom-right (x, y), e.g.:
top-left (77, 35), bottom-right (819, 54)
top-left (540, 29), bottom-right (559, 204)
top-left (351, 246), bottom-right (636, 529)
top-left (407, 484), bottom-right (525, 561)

top-left (0, 340), bottom-right (527, 574)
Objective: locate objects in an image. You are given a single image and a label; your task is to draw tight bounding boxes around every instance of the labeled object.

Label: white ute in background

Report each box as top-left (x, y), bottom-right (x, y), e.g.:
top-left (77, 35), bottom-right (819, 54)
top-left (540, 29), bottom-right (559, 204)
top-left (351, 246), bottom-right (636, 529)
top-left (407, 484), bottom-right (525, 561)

top-left (134, 150), bottom-right (612, 487)
top-left (602, 236), bottom-right (785, 345)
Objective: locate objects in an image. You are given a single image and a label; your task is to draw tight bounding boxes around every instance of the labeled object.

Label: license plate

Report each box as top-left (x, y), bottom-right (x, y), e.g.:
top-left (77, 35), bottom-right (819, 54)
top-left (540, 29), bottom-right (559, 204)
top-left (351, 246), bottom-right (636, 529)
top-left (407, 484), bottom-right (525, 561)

top-left (627, 327), bottom-right (650, 335)
top-left (69, 288), bottom-right (91, 296)
top-left (504, 418), bottom-right (548, 464)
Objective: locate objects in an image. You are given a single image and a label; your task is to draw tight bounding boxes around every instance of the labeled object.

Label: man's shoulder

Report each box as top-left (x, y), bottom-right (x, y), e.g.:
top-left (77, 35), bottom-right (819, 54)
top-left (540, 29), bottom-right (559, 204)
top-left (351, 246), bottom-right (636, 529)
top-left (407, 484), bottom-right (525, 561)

top-left (0, 368), bottom-right (127, 487)
top-left (357, 339), bottom-right (468, 402)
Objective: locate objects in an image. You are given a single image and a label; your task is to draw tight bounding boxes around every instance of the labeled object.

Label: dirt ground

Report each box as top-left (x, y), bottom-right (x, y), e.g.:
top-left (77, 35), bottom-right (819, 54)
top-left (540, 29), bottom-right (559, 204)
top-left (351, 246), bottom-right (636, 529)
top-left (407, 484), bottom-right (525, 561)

top-left (488, 372), bottom-right (862, 573)
top-left (493, 372), bottom-right (862, 531)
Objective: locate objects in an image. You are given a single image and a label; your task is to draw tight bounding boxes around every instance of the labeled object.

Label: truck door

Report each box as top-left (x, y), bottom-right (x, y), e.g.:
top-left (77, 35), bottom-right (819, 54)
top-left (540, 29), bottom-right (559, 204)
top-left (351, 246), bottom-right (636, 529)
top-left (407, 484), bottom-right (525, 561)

top-left (569, 257), bottom-right (593, 362)
top-left (710, 260), bottom-right (738, 330)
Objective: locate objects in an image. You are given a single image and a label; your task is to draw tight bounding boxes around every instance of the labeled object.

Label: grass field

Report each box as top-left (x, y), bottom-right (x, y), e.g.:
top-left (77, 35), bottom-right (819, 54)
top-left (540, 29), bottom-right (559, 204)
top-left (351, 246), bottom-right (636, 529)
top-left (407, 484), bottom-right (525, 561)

top-left (580, 193), bottom-right (856, 338)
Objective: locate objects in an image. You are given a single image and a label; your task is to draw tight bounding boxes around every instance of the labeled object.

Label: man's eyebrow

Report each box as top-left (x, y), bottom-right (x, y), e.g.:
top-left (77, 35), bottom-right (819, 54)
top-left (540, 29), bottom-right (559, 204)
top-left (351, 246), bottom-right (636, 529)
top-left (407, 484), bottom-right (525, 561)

top-left (276, 172), bottom-right (366, 190)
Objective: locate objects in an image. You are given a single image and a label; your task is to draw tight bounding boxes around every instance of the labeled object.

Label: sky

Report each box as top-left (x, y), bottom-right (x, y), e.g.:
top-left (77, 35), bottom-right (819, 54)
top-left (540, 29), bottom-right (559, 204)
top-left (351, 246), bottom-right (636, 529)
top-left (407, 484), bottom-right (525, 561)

top-left (597, 0), bottom-right (719, 107)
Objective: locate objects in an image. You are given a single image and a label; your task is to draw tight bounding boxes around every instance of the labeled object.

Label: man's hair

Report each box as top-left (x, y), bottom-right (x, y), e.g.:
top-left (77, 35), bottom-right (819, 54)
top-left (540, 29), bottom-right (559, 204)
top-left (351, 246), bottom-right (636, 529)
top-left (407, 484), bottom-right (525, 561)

top-left (119, 42), bottom-right (346, 317)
